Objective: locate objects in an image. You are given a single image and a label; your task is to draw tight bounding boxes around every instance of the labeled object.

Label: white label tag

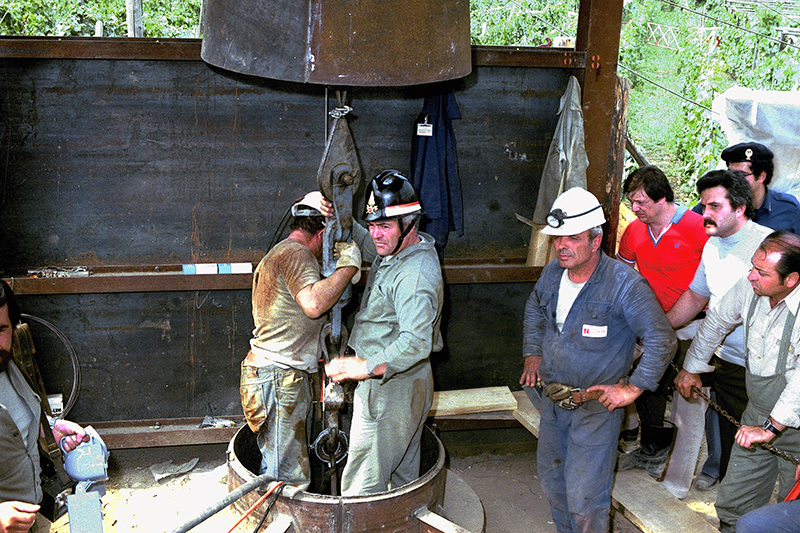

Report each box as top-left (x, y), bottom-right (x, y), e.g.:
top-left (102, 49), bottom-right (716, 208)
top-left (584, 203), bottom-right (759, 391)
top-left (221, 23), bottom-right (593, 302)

top-left (416, 123), bottom-right (433, 136)
top-left (582, 324), bottom-right (607, 338)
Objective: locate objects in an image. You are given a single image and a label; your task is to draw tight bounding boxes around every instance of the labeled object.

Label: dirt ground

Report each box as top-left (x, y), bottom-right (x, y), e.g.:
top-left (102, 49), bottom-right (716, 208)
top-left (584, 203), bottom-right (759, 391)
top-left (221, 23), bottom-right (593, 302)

top-left (35, 429), bottom-right (650, 533)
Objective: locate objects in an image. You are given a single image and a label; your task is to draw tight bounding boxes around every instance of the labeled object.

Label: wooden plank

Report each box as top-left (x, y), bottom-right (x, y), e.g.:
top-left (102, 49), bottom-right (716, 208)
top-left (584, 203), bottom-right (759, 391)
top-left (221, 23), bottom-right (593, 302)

top-left (511, 390), bottom-right (541, 438)
top-left (428, 387), bottom-right (517, 417)
top-left (415, 509), bottom-right (474, 533)
top-left (612, 471), bottom-right (719, 533)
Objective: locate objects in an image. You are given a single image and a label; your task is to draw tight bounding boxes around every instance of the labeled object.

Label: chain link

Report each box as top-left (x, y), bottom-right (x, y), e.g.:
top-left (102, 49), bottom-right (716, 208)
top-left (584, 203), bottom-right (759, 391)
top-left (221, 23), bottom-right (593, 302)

top-left (329, 105), bottom-right (352, 119)
top-left (669, 361), bottom-right (800, 465)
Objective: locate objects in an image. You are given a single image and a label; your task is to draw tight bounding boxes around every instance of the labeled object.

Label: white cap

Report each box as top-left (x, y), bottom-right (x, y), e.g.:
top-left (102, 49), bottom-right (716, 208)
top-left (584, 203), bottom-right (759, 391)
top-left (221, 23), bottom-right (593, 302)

top-left (540, 187), bottom-right (606, 236)
top-left (291, 191), bottom-right (324, 217)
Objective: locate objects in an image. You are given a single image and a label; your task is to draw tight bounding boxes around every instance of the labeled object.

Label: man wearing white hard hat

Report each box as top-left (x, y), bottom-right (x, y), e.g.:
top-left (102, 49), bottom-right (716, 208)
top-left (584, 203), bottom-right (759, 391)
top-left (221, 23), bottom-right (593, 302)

top-left (240, 191), bottom-right (361, 490)
top-left (520, 187), bottom-right (676, 532)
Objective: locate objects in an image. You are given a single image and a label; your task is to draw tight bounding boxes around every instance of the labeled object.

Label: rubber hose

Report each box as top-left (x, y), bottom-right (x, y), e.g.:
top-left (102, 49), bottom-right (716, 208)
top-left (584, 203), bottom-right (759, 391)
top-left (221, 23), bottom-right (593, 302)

top-left (20, 313), bottom-right (81, 418)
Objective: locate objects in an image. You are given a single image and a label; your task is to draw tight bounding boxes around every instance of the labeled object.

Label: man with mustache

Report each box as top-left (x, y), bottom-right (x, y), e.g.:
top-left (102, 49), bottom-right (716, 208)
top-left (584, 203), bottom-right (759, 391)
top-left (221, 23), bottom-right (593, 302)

top-left (693, 142), bottom-right (800, 234)
top-left (675, 231), bottom-right (800, 532)
top-left (325, 170), bottom-right (443, 496)
top-left (671, 170), bottom-right (772, 489)
top-left (689, 145), bottom-right (800, 491)
top-left (616, 165), bottom-right (709, 478)
top-left (1, 280), bottom-right (88, 533)
top-left (519, 187), bottom-right (675, 532)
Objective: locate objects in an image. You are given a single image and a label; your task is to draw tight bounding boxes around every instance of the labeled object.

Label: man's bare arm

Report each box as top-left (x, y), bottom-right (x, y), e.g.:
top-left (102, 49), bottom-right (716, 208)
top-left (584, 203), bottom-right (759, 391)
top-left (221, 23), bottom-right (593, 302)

top-left (666, 289), bottom-right (708, 329)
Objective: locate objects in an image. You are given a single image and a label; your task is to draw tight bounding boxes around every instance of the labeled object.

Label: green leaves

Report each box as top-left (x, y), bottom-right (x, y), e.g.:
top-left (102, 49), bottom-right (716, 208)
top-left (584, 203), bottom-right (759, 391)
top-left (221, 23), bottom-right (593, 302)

top-left (0, 0), bottom-right (201, 37)
top-left (470, 0), bottom-right (578, 47)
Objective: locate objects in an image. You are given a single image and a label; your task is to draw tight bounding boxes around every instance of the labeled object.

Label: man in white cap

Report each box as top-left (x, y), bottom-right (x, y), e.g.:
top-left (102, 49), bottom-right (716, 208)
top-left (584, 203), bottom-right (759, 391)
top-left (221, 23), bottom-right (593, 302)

top-left (240, 191), bottom-right (361, 490)
top-left (520, 187), bottom-right (676, 532)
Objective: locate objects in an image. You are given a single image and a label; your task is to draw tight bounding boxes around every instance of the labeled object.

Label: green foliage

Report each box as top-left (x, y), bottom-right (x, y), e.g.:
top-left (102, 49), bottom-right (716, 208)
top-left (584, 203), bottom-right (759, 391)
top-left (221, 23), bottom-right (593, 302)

top-left (671, 3), bottom-right (800, 202)
top-left (470, 0), bottom-right (578, 47)
top-left (0, 0), bottom-right (200, 37)
top-left (620, 0), bottom-right (800, 203)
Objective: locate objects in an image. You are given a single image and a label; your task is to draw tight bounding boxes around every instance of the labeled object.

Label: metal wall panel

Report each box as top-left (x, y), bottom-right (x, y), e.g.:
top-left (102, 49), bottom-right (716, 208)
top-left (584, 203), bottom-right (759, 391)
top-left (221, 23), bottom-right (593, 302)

top-left (0, 57), bottom-right (567, 421)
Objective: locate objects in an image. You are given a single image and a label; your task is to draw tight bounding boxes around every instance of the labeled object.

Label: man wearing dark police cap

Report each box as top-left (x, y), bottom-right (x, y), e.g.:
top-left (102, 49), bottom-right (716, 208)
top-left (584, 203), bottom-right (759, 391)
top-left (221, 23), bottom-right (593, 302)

top-left (722, 141), bottom-right (800, 233)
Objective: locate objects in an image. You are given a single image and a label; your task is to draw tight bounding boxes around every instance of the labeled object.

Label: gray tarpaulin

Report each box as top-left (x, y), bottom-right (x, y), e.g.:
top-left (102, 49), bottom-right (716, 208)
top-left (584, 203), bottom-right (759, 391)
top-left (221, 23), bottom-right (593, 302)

top-left (712, 87), bottom-right (800, 198)
top-left (531, 75), bottom-right (589, 224)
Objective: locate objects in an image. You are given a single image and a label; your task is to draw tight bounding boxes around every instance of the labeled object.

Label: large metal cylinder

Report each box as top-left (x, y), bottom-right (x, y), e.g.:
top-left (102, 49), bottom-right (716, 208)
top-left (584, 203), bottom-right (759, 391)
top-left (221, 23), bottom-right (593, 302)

top-left (226, 425), bottom-right (447, 532)
top-left (200, 0), bottom-right (472, 86)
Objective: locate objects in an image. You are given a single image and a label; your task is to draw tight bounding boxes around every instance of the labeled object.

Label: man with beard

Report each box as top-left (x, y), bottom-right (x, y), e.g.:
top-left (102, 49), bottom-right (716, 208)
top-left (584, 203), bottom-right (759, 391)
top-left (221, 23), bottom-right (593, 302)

top-left (519, 187), bottom-right (675, 532)
top-left (616, 165), bottom-right (708, 478)
top-left (677, 231), bottom-right (800, 532)
top-left (671, 170), bottom-right (772, 486)
top-left (1, 280), bottom-right (88, 533)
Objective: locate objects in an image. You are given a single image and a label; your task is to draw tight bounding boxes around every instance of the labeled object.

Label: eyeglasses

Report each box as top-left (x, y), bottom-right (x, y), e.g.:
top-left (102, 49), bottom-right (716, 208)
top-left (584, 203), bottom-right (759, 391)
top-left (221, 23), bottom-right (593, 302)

top-left (546, 204), bottom-right (602, 228)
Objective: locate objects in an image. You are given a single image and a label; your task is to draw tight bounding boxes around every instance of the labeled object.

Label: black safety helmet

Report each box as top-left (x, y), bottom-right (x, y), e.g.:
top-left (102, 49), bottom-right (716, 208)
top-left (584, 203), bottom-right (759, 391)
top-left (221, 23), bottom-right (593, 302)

top-left (363, 170), bottom-right (424, 222)
top-left (363, 170), bottom-right (425, 255)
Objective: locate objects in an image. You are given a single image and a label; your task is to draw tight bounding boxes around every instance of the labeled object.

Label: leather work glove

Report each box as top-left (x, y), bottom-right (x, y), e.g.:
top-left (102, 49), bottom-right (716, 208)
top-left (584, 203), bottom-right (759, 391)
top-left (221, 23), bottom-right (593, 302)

top-left (335, 241), bottom-right (362, 284)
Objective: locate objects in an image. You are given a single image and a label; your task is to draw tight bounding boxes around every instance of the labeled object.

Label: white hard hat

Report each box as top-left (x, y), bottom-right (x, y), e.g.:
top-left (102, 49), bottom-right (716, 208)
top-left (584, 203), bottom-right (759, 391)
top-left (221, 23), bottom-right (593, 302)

top-left (540, 187), bottom-right (606, 236)
top-left (291, 191), bottom-right (324, 217)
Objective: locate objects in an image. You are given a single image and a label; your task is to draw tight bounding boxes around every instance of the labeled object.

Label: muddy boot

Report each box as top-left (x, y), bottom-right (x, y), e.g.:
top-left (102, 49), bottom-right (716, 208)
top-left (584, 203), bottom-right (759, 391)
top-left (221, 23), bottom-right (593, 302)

top-left (616, 422), bottom-right (676, 480)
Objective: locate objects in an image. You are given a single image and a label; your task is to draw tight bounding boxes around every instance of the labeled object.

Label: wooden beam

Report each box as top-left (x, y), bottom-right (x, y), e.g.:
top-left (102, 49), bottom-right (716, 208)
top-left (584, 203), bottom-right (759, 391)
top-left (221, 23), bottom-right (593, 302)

top-left (511, 390), bottom-right (540, 438)
top-left (604, 75), bottom-right (630, 257)
top-left (579, 0), bottom-right (625, 252)
top-left (126, 0), bottom-right (144, 38)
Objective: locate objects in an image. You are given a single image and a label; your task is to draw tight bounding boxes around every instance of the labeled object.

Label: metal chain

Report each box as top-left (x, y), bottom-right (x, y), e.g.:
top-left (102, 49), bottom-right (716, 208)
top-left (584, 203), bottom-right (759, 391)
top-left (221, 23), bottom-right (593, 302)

top-left (669, 361), bottom-right (800, 465)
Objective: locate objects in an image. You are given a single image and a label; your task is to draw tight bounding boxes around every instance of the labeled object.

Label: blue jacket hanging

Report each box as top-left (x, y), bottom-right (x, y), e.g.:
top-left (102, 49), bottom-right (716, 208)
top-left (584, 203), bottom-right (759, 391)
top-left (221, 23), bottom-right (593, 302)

top-left (410, 91), bottom-right (464, 261)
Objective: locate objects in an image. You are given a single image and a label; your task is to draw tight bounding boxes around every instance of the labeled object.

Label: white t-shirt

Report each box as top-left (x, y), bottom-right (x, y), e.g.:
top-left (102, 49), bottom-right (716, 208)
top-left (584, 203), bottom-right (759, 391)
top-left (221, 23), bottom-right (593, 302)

top-left (557, 269), bottom-right (586, 332)
top-left (689, 220), bottom-right (772, 366)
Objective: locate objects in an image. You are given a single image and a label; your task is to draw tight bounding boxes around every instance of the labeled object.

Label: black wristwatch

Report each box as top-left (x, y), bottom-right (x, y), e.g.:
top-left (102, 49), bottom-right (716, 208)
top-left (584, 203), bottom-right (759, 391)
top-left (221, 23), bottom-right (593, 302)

top-left (763, 418), bottom-right (782, 437)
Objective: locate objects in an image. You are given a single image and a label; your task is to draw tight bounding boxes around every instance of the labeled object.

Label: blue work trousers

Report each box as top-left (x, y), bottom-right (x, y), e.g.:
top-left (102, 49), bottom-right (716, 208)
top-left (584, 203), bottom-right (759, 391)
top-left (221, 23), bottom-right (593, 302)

top-left (737, 499), bottom-right (800, 533)
top-left (538, 398), bottom-right (622, 533)
top-left (240, 362), bottom-right (312, 490)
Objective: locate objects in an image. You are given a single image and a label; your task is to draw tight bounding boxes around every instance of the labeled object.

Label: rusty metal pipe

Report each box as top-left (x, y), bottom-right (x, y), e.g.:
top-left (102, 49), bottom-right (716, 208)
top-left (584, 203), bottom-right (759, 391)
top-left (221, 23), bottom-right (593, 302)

top-left (166, 473), bottom-right (275, 533)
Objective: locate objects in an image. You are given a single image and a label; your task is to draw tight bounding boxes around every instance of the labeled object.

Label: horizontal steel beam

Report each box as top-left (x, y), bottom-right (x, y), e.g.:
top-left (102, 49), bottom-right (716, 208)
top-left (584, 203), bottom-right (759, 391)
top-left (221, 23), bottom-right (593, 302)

top-left (0, 37), bottom-right (585, 69)
top-left (89, 412), bottom-right (522, 449)
top-left (3, 262), bottom-right (541, 295)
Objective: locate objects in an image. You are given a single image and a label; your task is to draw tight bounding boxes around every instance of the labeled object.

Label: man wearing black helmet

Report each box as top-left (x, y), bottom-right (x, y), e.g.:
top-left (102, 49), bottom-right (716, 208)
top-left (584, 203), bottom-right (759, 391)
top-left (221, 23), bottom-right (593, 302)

top-left (325, 170), bottom-right (444, 496)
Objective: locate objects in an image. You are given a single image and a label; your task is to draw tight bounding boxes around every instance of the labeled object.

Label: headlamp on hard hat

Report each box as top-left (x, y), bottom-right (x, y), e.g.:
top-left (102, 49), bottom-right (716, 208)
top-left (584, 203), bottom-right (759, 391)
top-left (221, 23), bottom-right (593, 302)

top-left (546, 204), bottom-right (603, 229)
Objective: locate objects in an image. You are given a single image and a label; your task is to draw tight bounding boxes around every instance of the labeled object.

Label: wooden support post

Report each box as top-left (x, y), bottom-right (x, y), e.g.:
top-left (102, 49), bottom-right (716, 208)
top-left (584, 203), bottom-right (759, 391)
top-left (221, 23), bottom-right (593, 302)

top-left (606, 75), bottom-right (630, 257)
top-left (577, 0), bottom-right (625, 255)
top-left (126, 0), bottom-right (143, 38)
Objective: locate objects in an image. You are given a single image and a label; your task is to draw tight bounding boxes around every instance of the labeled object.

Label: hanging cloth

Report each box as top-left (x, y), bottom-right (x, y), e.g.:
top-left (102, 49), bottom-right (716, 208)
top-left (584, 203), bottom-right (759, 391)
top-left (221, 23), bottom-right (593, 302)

top-left (531, 76), bottom-right (589, 224)
top-left (410, 91), bottom-right (464, 261)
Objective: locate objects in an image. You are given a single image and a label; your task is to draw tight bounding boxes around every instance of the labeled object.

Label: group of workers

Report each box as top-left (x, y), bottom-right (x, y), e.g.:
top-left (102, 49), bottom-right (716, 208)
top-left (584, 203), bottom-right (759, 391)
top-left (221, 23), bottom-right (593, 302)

top-left (3, 141), bottom-right (800, 533)
top-left (242, 168), bottom-right (443, 497)
top-left (521, 140), bottom-right (800, 533)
